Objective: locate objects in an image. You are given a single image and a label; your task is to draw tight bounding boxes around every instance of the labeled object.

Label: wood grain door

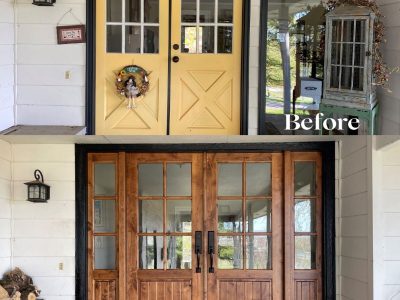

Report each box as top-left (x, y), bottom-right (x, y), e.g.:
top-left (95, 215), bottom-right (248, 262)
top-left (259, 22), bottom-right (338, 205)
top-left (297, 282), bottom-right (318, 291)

top-left (87, 151), bottom-right (323, 300)
top-left (126, 153), bottom-right (204, 300)
top-left (205, 153), bottom-right (284, 300)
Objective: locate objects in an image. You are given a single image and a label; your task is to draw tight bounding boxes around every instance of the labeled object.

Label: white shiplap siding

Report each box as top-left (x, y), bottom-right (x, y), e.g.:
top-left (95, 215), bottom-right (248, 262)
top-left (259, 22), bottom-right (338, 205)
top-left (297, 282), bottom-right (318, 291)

top-left (338, 136), bottom-right (373, 300)
top-left (0, 0), bottom-right (15, 131)
top-left (15, 0), bottom-right (86, 126)
top-left (10, 144), bottom-right (75, 300)
top-left (377, 141), bottom-right (400, 299)
top-left (0, 140), bottom-right (12, 275)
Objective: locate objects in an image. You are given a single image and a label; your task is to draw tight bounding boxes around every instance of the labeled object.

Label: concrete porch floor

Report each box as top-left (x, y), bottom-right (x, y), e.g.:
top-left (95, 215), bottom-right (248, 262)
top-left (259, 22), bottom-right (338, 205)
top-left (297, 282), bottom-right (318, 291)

top-left (0, 125), bottom-right (86, 135)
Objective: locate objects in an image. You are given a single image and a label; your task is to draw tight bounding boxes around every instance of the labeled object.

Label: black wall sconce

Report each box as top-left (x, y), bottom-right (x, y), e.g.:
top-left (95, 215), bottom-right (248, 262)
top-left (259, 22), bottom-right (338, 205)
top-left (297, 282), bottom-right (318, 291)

top-left (24, 170), bottom-right (51, 203)
top-left (32, 0), bottom-right (56, 6)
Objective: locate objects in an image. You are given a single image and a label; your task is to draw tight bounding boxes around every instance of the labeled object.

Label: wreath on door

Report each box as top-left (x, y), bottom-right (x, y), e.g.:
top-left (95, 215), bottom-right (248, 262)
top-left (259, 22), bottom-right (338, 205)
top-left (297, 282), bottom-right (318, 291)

top-left (115, 65), bottom-right (150, 109)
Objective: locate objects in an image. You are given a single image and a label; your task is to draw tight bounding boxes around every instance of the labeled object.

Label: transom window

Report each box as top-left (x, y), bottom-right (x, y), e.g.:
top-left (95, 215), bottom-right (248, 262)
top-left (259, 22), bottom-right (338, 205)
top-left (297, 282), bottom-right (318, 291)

top-left (181, 0), bottom-right (234, 54)
top-left (329, 18), bottom-right (367, 92)
top-left (106, 0), bottom-right (160, 53)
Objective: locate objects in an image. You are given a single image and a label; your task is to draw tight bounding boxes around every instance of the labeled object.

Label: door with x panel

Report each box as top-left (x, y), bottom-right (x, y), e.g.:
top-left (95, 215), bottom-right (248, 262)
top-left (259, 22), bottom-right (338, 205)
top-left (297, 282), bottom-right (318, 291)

top-left (96, 0), bottom-right (242, 135)
top-left (87, 151), bottom-right (323, 299)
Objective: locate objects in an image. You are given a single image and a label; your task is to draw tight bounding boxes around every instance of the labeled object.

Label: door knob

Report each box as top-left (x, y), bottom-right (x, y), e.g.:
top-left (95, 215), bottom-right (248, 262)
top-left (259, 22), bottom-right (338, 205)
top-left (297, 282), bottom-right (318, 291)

top-left (172, 44), bottom-right (179, 50)
top-left (172, 56), bottom-right (180, 63)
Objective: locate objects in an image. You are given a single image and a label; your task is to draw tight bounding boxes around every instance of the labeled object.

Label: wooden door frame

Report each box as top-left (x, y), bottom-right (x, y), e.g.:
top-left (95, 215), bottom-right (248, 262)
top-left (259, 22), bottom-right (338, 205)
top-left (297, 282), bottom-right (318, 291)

top-left (75, 142), bottom-right (335, 299)
top-left (85, 0), bottom-right (251, 135)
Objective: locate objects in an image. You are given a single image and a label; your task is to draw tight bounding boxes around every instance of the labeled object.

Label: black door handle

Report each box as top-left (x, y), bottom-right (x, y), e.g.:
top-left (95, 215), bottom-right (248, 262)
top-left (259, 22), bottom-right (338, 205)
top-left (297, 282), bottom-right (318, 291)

top-left (172, 44), bottom-right (179, 50)
top-left (208, 231), bottom-right (215, 273)
top-left (195, 231), bottom-right (202, 273)
top-left (172, 56), bottom-right (180, 63)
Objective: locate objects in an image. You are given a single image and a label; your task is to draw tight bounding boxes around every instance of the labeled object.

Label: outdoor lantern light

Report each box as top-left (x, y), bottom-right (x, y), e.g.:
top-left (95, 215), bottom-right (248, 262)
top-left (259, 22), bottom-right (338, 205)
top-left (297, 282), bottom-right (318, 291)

top-left (24, 170), bottom-right (50, 203)
top-left (32, 0), bottom-right (56, 6)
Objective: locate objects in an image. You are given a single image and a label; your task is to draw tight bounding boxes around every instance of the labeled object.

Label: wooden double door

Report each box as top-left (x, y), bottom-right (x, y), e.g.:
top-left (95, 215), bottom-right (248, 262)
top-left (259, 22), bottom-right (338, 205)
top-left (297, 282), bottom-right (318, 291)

top-left (88, 152), bottom-right (322, 299)
top-left (96, 0), bottom-right (242, 135)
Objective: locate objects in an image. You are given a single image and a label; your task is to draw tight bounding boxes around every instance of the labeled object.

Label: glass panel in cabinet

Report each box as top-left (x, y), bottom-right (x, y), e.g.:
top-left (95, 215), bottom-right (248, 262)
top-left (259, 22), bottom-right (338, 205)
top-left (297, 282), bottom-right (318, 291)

top-left (340, 66), bottom-right (352, 90)
top-left (341, 43), bottom-right (353, 66)
top-left (355, 20), bottom-right (366, 43)
top-left (331, 20), bottom-right (342, 42)
top-left (342, 20), bottom-right (354, 42)
top-left (331, 43), bottom-right (341, 65)
top-left (330, 66), bottom-right (340, 89)
top-left (353, 67), bottom-right (364, 91)
top-left (354, 44), bottom-right (365, 67)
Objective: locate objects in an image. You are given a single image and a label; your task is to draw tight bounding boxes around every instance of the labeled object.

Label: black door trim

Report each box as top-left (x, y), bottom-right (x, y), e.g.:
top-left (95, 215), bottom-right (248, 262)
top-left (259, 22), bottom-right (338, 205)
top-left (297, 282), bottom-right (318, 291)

top-left (258, 0), bottom-right (268, 134)
top-left (75, 142), bottom-right (335, 299)
top-left (86, 1), bottom-right (251, 135)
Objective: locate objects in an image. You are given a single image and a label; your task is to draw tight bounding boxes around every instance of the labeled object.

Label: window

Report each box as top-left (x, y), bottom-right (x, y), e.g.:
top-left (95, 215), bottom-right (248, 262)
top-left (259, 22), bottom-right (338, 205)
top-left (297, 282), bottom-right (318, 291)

top-left (106, 0), bottom-right (160, 53)
top-left (181, 0), bottom-right (234, 54)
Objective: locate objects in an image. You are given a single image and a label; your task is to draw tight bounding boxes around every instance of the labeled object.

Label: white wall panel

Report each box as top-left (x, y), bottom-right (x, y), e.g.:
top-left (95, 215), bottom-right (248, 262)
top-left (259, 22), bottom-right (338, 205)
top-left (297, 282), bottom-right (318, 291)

top-left (10, 144), bottom-right (76, 299)
top-left (339, 136), bottom-right (373, 299)
top-left (0, 0), bottom-right (14, 131)
top-left (15, 0), bottom-right (86, 126)
top-left (0, 140), bottom-right (11, 275)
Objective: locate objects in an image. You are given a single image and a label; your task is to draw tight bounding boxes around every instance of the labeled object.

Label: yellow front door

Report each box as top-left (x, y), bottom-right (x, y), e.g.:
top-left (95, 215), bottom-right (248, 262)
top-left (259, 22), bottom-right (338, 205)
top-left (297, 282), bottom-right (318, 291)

top-left (170, 0), bottom-right (242, 135)
top-left (96, 0), bottom-right (242, 135)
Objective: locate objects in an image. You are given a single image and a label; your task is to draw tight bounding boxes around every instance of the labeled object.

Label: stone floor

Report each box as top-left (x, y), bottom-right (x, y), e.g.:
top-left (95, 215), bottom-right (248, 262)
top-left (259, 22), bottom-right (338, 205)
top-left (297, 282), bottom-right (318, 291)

top-left (0, 125), bottom-right (86, 135)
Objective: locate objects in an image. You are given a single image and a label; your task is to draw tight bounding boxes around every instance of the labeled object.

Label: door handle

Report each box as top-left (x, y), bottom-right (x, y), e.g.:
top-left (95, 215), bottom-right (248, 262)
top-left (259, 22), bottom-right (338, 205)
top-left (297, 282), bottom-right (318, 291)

top-left (172, 56), bottom-right (180, 63)
top-left (208, 231), bottom-right (215, 273)
top-left (172, 44), bottom-right (179, 50)
top-left (195, 231), bottom-right (202, 273)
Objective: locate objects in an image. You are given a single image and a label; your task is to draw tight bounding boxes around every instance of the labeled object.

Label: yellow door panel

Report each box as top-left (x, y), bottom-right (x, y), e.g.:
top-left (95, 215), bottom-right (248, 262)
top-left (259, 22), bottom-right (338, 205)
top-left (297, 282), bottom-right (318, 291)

top-left (170, 0), bottom-right (242, 135)
top-left (96, 0), bottom-right (168, 135)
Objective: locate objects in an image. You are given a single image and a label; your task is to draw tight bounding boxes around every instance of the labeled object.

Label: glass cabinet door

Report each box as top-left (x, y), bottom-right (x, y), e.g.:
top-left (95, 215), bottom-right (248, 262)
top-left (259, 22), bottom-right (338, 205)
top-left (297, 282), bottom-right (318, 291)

top-left (329, 18), bottom-right (368, 92)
